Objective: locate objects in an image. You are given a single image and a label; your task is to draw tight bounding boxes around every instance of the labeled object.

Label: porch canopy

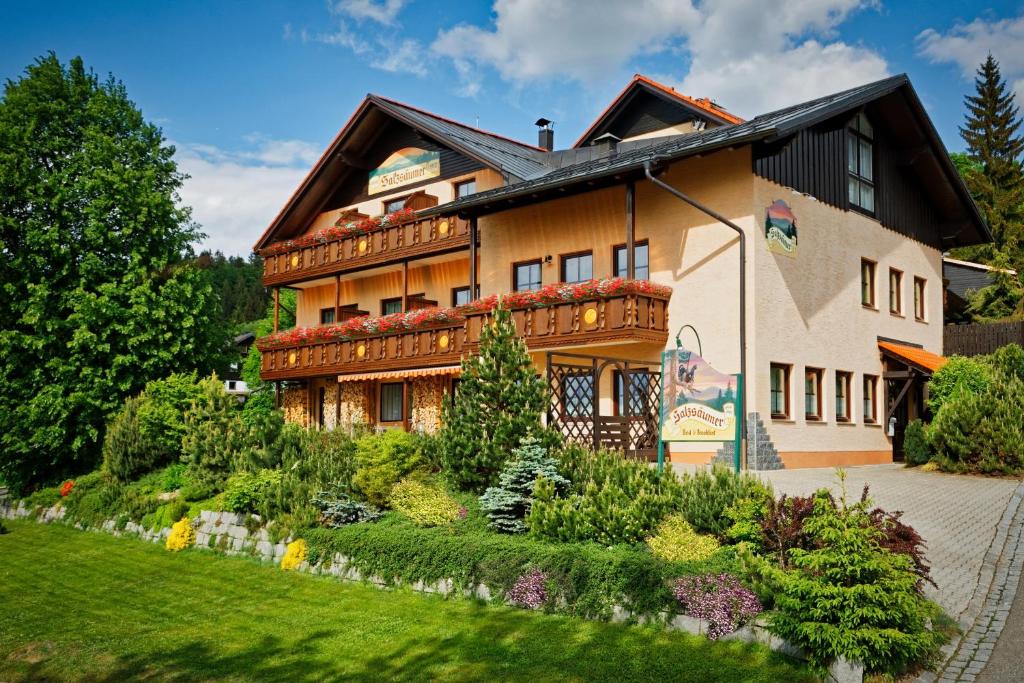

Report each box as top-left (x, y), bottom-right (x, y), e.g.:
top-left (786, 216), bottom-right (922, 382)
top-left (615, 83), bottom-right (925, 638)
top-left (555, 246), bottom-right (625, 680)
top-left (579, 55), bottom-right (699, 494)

top-left (878, 340), bottom-right (948, 375)
top-left (336, 365), bottom-right (461, 383)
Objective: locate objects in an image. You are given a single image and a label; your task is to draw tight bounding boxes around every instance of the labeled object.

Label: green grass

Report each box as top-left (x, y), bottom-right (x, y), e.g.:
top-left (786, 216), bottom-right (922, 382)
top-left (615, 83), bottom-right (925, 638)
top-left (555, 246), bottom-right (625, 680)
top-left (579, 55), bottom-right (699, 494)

top-left (0, 521), bottom-right (813, 682)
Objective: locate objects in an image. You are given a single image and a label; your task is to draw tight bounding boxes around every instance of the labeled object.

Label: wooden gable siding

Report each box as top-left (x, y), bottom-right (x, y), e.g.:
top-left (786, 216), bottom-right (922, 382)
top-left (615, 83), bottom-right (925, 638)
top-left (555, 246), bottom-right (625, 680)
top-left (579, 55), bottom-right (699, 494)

top-left (752, 114), bottom-right (943, 249)
top-left (324, 122), bottom-right (485, 211)
top-left (603, 90), bottom-right (695, 140)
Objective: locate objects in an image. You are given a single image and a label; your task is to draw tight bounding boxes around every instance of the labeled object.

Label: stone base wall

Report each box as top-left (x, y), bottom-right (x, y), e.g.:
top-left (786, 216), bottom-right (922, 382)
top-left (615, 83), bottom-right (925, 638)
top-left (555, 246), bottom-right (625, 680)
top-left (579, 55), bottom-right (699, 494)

top-left (411, 377), bottom-right (446, 434)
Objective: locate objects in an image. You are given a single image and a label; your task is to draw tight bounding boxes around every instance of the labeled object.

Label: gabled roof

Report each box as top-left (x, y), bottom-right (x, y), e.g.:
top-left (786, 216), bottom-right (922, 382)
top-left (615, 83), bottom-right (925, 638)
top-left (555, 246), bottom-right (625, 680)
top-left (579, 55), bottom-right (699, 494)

top-left (574, 74), bottom-right (743, 148)
top-left (253, 95), bottom-right (546, 251)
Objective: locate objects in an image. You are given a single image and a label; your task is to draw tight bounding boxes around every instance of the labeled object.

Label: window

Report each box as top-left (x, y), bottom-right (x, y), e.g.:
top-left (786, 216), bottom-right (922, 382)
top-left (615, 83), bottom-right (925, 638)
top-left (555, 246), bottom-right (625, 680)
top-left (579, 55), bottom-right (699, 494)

top-left (320, 307), bottom-right (336, 325)
top-left (863, 375), bottom-right (878, 423)
top-left (861, 259), bottom-right (876, 308)
top-left (561, 251), bottom-right (593, 284)
top-left (613, 241), bottom-right (650, 280)
top-left (561, 372), bottom-right (594, 417)
top-left (888, 268), bottom-right (903, 315)
top-left (805, 368), bottom-right (823, 420)
top-left (454, 179), bottom-right (476, 198)
top-left (914, 277), bottom-right (926, 321)
top-left (848, 112), bottom-right (875, 213)
top-left (514, 259), bottom-right (542, 291)
top-left (380, 383), bottom-right (404, 422)
top-left (770, 363), bottom-right (791, 419)
top-left (383, 196), bottom-right (407, 214)
top-left (381, 297), bottom-right (403, 315)
top-left (613, 369), bottom-right (654, 416)
top-left (835, 371), bottom-right (852, 422)
top-left (452, 286), bottom-right (472, 307)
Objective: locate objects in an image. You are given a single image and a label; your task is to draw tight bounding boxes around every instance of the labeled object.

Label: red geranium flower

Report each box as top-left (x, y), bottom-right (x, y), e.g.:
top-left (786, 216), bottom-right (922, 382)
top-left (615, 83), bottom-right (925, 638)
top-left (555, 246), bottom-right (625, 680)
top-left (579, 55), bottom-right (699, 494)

top-left (60, 480), bottom-right (75, 497)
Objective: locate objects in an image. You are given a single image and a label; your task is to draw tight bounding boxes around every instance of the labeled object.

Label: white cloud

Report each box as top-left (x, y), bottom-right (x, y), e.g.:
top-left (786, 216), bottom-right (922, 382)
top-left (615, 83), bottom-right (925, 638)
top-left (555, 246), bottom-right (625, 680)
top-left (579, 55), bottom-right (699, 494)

top-left (371, 39), bottom-right (429, 76)
top-left (174, 140), bottom-right (315, 256)
top-left (429, 0), bottom-right (887, 116)
top-left (331, 0), bottom-right (408, 25)
top-left (916, 14), bottom-right (1024, 99)
top-left (306, 20), bottom-right (429, 76)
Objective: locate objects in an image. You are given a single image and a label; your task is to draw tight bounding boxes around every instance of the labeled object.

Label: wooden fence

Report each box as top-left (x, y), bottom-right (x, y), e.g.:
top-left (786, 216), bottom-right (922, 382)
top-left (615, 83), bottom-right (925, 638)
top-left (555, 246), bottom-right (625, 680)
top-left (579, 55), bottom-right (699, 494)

top-left (944, 321), bottom-right (1024, 356)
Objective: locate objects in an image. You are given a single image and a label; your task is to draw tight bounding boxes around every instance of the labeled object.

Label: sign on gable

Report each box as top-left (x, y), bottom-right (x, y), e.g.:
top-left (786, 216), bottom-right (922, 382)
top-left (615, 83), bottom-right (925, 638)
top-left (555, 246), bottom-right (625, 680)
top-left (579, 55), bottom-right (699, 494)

top-left (369, 147), bottom-right (441, 195)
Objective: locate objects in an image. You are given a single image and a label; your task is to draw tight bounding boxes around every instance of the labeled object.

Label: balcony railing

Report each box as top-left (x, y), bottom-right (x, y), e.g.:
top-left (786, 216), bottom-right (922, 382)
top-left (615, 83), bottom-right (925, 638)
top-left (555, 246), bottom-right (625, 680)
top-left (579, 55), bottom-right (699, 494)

top-left (257, 281), bottom-right (671, 381)
top-left (261, 214), bottom-right (471, 287)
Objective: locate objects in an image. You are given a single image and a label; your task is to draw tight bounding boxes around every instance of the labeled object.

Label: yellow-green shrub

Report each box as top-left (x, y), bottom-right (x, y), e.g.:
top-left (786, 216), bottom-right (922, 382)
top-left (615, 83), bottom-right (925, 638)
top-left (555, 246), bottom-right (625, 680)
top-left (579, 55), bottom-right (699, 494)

top-left (165, 516), bottom-right (195, 552)
top-left (646, 515), bottom-right (720, 563)
top-left (390, 479), bottom-right (460, 527)
top-left (280, 538), bottom-right (307, 570)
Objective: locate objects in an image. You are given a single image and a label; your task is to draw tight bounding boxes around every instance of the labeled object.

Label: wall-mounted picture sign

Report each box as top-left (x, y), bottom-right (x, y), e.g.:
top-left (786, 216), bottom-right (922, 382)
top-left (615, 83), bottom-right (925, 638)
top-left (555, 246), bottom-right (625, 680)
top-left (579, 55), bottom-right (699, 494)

top-left (369, 147), bottom-right (441, 195)
top-left (660, 347), bottom-right (737, 442)
top-left (765, 199), bottom-right (798, 257)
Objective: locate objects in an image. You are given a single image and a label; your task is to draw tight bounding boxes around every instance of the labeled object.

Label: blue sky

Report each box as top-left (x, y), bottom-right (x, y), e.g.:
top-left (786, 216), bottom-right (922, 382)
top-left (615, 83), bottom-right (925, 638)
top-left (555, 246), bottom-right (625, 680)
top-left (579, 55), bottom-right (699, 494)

top-left (2, 1), bottom-right (1022, 255)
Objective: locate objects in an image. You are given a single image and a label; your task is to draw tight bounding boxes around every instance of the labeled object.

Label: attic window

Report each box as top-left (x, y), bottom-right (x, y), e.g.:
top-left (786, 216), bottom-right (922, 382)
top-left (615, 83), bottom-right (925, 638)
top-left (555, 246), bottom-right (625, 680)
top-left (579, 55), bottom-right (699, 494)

top-left (847, 112), bottom-right (875, 214)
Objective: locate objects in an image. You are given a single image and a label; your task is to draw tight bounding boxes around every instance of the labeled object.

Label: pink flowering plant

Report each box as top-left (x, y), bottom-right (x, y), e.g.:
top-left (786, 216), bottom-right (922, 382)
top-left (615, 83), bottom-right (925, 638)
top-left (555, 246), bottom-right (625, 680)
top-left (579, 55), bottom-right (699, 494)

top-left (506, 569), bottom-right (550, 609)
top-left (259, 207), bottom-right (419, 256)
top-left (672, 573), bottom-right (762, 639)
top-left (256, 278), bottom-right (671, 350)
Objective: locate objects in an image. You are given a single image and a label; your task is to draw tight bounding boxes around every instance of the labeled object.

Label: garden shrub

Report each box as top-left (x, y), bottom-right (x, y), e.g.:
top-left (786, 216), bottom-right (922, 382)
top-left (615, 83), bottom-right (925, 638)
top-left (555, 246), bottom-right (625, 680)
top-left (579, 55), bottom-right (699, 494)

top-left (159, 463), bottom-right (189, 492)
top-left (751, 486), bottom-right (943, 675)
top-left (136, 372), bottom-right (205, 465)
top-left (166, 516), bottom-right (196, 551)
top-left (264, 426), bottom-right (360, 520)
top-left (986, 343), bottom-right (1024, 381)
top-left (223, 469), bottom-right (283, 514)
top-left (351, 430), bottom-right (425, 507)
top-left (506, 569), bottom-right (550, 609)
top-left (0, 520), bottom-right (7, 535)
top-left (59, 473), bottom-right (160, 528)
top-left (181, 376), bottom-right (249, 486)
top-left (902, 420), bottom-right (932, 466)
top-left (479, 436), bottom-right (569, 534)
top-left (312, 488), bottom-right (384, 528)
top-left (280, 538), bottom-right (307, 570)
top-left (180, 481), bottom-right (215, 502)
top-left (927, 355), bottom-right (991, 414)
top-left (23, 485), bottom-right (61, 510)
top-left (102, 396), bottom-right (158, 482)
top-left (143, 499), bottom-right (189, 531)
top-left (672, 574), bottom-right (762, 640)
top-left (929, 373), bottom-right (1024, 473)
top-left (646, 515), bottom-right (720, 563)
top-left (390, 479), bottom-right (461, 527)
top-left (528, 447), bottom-right (682, 545)
top-left (439, 305), bottom-right (551, 492)
top-left (676, 466), bottom-right (773, 537)
top-left (303, 519), bottom-right (737, 620)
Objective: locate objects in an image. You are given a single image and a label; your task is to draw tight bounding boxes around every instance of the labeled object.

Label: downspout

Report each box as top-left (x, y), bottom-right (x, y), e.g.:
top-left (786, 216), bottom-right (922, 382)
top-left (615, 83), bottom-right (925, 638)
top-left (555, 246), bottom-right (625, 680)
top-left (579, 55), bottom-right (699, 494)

top-left (643, 158), bottom-right (748, 470)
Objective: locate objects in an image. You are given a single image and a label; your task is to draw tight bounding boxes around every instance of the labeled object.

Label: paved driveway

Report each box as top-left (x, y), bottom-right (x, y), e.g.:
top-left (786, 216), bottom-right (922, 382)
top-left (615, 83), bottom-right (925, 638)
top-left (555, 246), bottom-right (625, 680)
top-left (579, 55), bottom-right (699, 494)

top-left (670, 463), bottom-right (1024, 681)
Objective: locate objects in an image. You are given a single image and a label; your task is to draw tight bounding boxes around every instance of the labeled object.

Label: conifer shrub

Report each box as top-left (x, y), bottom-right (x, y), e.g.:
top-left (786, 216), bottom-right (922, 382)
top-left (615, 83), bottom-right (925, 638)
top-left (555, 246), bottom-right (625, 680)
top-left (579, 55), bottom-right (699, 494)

top-left (159, 463), bottom-right (189, 492)
top-left (351, 430), bottom-right (425, 507)
top-left (926, 355), bottom-right (991, 414)
top-left (181, 377), bottom-right (248, 486)
top-left (646, 515), bottom-right (721, 563)
top-left (987, 343), bottom-right (1024, 381)
top-left (102, 396), bottom-right (158, 482)
top-left (929, 373), bottom-right (1024, 473)
top-left (312, 488), bottom-right (384, 528)
top-left (479, 437), bottom-right (569, 534)
top-left (223, 469), bottom-right (283, 514)
top-left (439, 305), bottom-right (550, 492)
top-left (677, 466), bottom-right (773, 537)
top-left (136, 372), bottom-right (205, 465)
top-left (390, 479), bottom-right (461, 527)
top-left (528, 447), bottom-right (681, 545)
top-left (903, 420), bottom-right (932, 466)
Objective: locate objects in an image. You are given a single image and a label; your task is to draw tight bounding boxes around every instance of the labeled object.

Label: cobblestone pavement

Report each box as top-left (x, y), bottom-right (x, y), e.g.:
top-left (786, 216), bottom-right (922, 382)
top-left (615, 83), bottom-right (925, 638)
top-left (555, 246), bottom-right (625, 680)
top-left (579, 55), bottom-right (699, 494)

top-left (670, 463), bottom-right (1024, 681)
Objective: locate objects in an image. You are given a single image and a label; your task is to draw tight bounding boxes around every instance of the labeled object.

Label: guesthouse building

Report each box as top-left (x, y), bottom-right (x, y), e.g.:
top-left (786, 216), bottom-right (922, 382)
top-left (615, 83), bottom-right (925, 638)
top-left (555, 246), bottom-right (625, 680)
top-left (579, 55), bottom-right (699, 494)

top-left (253, 74), bottom-right (988, 469)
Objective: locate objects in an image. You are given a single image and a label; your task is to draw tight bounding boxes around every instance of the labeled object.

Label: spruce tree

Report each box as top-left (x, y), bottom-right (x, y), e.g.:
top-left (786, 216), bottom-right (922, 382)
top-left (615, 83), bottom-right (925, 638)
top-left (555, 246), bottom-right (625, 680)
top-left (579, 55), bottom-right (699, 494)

top-left (439, 304), bottom-right (549, 492)
top-left (953, 55), bottom-right (1024, 270)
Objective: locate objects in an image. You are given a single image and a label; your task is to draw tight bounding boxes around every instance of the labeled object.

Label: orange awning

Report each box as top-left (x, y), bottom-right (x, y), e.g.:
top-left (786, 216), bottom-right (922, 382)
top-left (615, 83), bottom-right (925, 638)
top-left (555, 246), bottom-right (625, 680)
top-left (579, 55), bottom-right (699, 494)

top-left (878, 341), bottom-right (948, 374)
top-left (337, 366), bottom-right (461, 383)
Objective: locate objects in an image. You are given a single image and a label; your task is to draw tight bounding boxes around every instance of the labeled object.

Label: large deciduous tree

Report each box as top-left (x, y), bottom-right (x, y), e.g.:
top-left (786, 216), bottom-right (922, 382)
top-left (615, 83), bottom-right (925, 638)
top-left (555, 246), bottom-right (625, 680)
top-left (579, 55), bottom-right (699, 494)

top-left (0, 54), bottom-right (226, 492)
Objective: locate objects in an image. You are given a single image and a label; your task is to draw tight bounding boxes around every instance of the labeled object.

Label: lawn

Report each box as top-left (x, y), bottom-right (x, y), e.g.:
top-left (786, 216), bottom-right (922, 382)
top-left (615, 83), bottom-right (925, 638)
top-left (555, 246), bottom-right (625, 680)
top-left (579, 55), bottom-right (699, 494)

top-left (0, 520), bottom-right (813, 682)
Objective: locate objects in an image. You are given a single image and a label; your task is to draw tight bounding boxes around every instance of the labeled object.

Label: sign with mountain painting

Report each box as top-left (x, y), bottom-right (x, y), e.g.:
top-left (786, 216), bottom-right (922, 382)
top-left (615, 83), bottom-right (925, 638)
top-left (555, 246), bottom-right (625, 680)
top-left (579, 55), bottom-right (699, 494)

top-left (765, 199), bottom-right (797, 257)
top-left (369, 147), bottom-right (441, 195)
top-left (660, 348), bottom-right (737, 442)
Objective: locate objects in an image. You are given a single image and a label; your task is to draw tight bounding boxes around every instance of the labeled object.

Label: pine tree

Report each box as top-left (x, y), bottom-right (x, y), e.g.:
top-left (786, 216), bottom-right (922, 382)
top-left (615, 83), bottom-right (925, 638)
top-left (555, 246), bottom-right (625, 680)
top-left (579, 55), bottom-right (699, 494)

top-left (479, 436), bottom-right (569, 533)
top-left (439, 304), bottom-right (549, 492)
top-left (953, 55), bottom-right (1024, 270)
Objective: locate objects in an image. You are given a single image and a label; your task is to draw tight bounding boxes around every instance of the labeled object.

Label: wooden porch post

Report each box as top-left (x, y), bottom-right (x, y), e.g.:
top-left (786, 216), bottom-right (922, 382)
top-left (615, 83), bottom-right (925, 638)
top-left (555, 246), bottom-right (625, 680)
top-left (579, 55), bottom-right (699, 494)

top-left (402, 379), bottom-right (410, 432)
top-left (625, 182), bottom-right (635, 279)
top-left (273, 287), bottom-right (280, 333)
top-left (401, 260), bottom-right (409, 312)
top-left (334, 274), bottom-right (341, 323)
top-left (335, 380), bottom-right (342, 430)
top-left (274, 381), bottom-right (280, 409)
top-left (469, 216), bottom-right (478, 298)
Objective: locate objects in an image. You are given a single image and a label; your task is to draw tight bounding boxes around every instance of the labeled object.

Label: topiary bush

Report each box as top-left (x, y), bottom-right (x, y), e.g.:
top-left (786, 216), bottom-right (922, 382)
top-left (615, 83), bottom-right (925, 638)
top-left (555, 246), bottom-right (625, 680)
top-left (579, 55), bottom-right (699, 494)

top-left (646, 515), bottom-right (721, 563)
top-left (479, 436), bottom-right (569, 534)
top-left (902, 419), bottom-right (932, 466)
top-left (927, 355), bottom-right (991, 414)
top-left (677, 466), bottom-right (773, 537)
top-left (351, 430), bottom-right (425, 507)
top-left (390, 479), bottom-right (461, 527)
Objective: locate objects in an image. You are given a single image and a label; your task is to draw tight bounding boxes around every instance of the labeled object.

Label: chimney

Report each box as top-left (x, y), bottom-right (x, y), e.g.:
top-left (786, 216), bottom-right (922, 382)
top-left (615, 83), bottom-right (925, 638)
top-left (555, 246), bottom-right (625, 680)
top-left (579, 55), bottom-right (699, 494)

top-left (535, 118), bottom-right (554, 151)
top-left (591, 132), bottom-right (620, 157)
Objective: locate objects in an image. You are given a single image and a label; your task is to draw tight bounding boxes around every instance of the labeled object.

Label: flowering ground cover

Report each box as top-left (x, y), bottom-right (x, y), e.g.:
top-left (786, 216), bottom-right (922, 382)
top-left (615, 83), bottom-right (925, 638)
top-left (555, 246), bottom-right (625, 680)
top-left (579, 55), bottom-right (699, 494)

top-left (0, 520), bottom-right (813, 682)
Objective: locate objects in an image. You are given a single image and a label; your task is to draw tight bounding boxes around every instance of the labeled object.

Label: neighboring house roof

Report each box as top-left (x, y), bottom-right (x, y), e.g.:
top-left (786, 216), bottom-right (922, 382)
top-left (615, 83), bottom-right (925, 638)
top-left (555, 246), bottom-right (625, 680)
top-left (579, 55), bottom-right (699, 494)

top-left (574, 74), bottom-right (743, 147)
top-left (943, 257), bottom-right (1017, 309)
top-left (878, 340), bottom-right (948, 374)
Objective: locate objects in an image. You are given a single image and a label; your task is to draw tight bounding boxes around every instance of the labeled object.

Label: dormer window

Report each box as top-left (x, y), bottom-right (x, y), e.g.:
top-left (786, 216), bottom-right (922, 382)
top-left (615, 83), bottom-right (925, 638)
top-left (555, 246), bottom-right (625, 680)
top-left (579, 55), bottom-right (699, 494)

top-left (847, 112), bottom-right (875, 213)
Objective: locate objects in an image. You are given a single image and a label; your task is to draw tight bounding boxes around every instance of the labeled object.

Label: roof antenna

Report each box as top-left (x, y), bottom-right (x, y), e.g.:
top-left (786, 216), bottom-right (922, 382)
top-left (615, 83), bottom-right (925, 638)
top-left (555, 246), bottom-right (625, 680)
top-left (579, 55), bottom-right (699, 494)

top-left (476, 114), bottom-right (480, 129)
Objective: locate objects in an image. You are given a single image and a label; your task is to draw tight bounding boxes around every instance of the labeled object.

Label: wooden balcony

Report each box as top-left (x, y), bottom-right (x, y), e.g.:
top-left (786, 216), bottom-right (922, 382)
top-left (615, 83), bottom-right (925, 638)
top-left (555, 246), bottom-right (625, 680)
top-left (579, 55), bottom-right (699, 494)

top-left (258, 287), bottom-right (670, 381)
top-left (261, 215), bottom-right (471, 287)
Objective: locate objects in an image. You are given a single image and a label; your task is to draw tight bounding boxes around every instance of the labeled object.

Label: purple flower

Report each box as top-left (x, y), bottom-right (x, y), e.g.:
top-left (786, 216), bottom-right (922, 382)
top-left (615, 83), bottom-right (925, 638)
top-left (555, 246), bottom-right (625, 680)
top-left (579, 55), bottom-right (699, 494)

top-left (672, 574), bottom-right (762, 639)
top-left (506, 569), bottom-right (549, 609)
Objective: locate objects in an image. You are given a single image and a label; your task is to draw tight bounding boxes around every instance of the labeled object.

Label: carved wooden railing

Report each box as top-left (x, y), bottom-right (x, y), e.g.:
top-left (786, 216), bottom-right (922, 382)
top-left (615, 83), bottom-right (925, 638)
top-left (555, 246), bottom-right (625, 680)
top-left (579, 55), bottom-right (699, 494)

top-left (258, 290), bottom-right (670, 381)
top-left (261, 215), bottom-right (471, 287)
